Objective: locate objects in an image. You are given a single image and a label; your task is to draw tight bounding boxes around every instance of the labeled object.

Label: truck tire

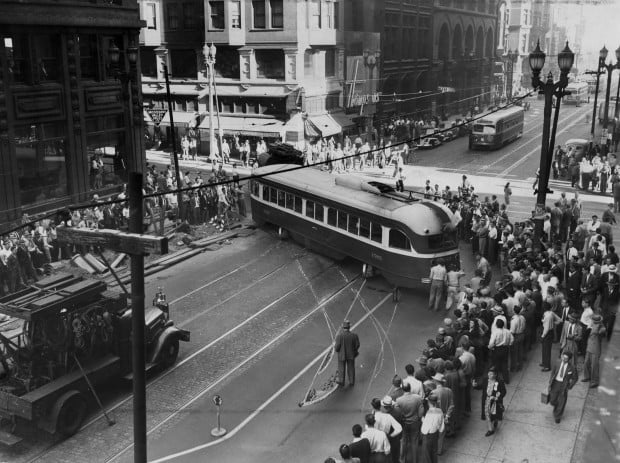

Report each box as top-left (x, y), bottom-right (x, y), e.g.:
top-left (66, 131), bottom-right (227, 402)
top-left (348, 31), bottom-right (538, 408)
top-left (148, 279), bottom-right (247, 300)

top-left (160, 337), bottom-right (180, 368)
top-left (56, 393), bottom-right (87, 437)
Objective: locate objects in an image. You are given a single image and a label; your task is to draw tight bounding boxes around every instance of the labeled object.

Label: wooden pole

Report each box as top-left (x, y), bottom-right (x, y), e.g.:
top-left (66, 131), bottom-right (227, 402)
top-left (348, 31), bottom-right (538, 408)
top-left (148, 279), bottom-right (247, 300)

top-left (129, 172), bottom-right (147, 463)
top-left (163, 64), bottom-right (184, 223)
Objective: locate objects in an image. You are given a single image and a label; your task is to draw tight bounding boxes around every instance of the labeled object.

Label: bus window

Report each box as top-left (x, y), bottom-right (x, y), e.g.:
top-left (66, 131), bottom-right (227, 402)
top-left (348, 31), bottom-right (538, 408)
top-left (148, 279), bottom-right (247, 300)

top-left (337, 211), bottom-right (348, 230)
top-left (315, 203), bottom-right (324, 221)
top-left (389, 229), bottom-right (411, 251)
top-left (277, 190), bottom-right (285, 207)
top-left (370, 223), bottom-right (382, 243)
top-left (294, 196), bottom-right (302, 213)
top-left (359, 218), bottom-right (371, 239)
top-left (327, 208), bottom-right (337, 226)
top-left (285, 192), bottom-right (294, 210)
top-left (269, 187), bottom-right (277, 203)
top-left (306, 200), bottom-right (315, 218)
top-left (348, 215), bottom-right (359, 234)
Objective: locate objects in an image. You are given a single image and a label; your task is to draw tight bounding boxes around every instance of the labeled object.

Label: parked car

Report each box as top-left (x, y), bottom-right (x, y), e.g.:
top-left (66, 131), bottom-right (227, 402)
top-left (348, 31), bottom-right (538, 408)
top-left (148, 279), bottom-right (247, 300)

top-left (418, 137), bottom-right (442, 150)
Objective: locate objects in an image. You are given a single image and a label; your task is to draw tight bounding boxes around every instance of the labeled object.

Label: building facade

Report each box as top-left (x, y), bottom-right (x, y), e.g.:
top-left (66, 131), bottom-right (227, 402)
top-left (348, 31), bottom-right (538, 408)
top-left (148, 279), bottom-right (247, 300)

top-left (379, 0), bottom-right (433, 120)
top-left (139, 0), bottom-right (354, 153)
top-left (0, 0), bottom-right (145, 228)
top-left (432, 0), bottom-right (499, 117)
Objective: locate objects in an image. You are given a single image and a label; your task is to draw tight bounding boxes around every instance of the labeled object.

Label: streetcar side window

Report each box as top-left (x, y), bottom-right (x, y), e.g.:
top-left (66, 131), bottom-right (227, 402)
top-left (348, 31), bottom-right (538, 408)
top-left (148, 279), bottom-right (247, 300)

top-left (269, 187), bottom-right (277, 203)
top-left (389, 228), bottom-right (411, 251)
top-left (294, 196), bottom-right (302, 213)
top-left (285, 192), bottom-right (294, 210)
top-left (277, 190), bottom-right (285, 207)
top-left (252, 181), bottom-right (260, 196)
top-left (327, 208), bottom-right (337, 226)
top-left (359, 218), bottom-right (371, 239)
top-left (262, 185), bottom-right (269, 199)
top-left (315, 203), bottom-right (324, 222)
top-left (348, 215), bottom-right (359, 235)
top-left (370, 223), bottom-right (382, 243)
top-left (337, 211), bottom-right (348, 230)
top-left (306, 200), bottom-right (315, 218)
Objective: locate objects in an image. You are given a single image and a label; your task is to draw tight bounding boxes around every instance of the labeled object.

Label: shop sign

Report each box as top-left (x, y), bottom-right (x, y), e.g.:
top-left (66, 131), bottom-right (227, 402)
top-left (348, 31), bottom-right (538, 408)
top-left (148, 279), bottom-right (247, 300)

top-left (438, 86), bottom-right (456, 93)
top-left (350, 93), bottom-right (381, 107)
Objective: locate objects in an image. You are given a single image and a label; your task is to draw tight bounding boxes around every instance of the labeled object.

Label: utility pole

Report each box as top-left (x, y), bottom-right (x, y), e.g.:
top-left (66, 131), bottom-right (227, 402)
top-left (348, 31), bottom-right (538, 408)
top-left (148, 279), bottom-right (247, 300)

top-left (163, 64), bottom-right (184, 222)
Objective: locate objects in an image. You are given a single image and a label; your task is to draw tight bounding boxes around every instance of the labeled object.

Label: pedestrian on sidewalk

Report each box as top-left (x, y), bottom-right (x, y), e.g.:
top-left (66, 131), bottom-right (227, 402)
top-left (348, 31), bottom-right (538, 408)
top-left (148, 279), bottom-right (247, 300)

top-left (548, 351), bottom-right (578, 424)
top-left (420, 394), bottom-right (444, 463)
top-left (428, 259), bottom-right (447, 312)
top-left (503, 182), bottom-right (512, 206)
top-left (480, 366), bottom-right (506, 436)
top-left (541, 303), bottom-right (561, 371)
top-left (582, 314), bottom-right (606, 388)
top-left (559, 312), bottom-right (582, 366)
top-left (334, 320), bottom-right (360, 388)
top-left (349, 424), bottom-right (371, 463)
top-left (395, 382), bottom-right (424, 463)
top-left (361, 414), bottom-right (391, 463)
top-left (488, 318), bottom-right (513, 384)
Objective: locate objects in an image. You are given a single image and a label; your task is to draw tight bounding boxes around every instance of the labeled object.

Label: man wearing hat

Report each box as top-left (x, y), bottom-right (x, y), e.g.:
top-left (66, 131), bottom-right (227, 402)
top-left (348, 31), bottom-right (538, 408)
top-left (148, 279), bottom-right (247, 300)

top-left (334, 320), bottom-right (360, 388)
top-left (548, 351), bottom-right (578, 423)
top-left (370, 397), bottom-right (401, 463)
top-left (559, 311), bottom-right (582, 365)
top-left (582, 314), bottom-right (607, 388)
top-left (431, 372), bottom-right (454, 454)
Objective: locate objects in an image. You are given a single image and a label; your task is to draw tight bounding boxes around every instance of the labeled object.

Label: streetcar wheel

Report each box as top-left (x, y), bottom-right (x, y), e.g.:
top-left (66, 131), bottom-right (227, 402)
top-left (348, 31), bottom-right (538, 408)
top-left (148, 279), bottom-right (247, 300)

top-left (56, 393), bottom-right (87, 437)
top-left (362, 264), bottom-right (373, 278)
top-left (392, 287), bottom-right (401, 302)
top-left (277, 227), bottom-right (289, 240)
top-left (160, 337), bottom-right (180, 368)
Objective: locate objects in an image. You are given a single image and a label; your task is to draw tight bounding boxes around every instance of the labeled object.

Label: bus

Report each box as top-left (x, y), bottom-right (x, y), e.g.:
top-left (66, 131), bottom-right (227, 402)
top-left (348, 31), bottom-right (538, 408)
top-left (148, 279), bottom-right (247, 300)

top-left (564, 82), bottom-right (589, 106)
top-left (250, 165), bottom-right (460, 294)
top-left (469, 106), bottom-right (524, 150)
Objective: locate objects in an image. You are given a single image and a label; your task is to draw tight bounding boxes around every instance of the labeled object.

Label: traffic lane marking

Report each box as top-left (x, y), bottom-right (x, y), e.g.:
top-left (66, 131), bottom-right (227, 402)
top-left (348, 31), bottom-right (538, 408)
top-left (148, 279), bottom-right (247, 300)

top-left (145, 291), bottom-right (393, 463)
top-left (104, 276), bottom-right (364, 463)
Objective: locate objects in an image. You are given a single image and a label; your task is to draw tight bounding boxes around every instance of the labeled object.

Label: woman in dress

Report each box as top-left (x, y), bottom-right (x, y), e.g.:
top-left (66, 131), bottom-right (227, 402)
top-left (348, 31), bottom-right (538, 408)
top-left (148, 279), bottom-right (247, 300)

top-left (480, 366), bottom-right (506, 436)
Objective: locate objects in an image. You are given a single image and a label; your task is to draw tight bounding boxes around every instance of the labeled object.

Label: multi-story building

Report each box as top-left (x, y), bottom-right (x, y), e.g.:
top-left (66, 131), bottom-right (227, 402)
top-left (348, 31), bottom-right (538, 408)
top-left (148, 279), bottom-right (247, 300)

top-left (0, 0), bottom-right (145, 229)
top-left (379, 0), bottom-right (433, 121)
top-left (139, 0), bottom-right (354, 154)
top-left (432, 0), bottom-right (499, 116)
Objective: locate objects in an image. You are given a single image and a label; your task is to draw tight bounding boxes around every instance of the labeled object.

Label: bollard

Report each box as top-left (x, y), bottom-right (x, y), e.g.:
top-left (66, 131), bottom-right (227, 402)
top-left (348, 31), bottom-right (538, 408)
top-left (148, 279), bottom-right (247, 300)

top-left (211, 394), bottom-right (227, 437)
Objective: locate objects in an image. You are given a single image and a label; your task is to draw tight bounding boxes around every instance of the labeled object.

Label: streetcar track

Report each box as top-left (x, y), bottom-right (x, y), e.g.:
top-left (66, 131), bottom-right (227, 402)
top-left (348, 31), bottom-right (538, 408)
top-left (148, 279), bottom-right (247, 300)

top-left (104, 275), bottom-right (362, 463)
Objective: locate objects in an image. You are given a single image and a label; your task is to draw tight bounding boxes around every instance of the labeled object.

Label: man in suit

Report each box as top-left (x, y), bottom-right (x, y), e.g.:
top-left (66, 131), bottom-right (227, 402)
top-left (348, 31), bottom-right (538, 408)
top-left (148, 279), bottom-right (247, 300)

top-left (548, 351), bottom-right (579, 423)
top-left (580, 266), bottom-right (599, 305)
top-left (600, 264), bottom-right (619, 340)
top-left (559, 312), bottom-right (582, 364)
top-left (582, 314), bottom-right (607, 388)
top-left (334, 320), bottom-right (360, 387)
top-left (349, 424), bottom-right (371, 463)
top-left (565, 263), bottom-right (582, 312)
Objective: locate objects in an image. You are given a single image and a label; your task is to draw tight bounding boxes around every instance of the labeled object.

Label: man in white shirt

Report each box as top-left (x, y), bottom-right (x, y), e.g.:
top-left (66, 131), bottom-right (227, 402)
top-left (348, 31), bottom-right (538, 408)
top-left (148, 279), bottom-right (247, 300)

top-left (510, 306), bottom-right (526, 371)
top-left (361, 414), bottom-right (391, 462)
top-left (428, 258), bottom-right (447, 312)
top-left (402, 364), bottom-right (424, 397)
top-left (488, 318), bottom-right (513, 383)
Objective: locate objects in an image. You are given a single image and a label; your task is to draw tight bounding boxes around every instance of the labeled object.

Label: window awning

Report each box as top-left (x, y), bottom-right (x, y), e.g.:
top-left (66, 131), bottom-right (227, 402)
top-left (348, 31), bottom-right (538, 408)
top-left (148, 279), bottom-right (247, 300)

top-left (308, 115), bottom-right (341, 138)
top-left (199, 116), bottom-right (284, 138)
top-left (159, 111), bottom-right (200, 127)
top-left (329, 112), bottom-right (356, 130)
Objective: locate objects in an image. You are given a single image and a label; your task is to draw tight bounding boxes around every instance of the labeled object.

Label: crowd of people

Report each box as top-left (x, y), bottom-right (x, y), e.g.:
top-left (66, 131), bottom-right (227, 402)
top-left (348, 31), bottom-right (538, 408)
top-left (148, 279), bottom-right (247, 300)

top-left (0, 162), bottom-right (245, 298)
top-left (324, 175), bottom-right (616, 463)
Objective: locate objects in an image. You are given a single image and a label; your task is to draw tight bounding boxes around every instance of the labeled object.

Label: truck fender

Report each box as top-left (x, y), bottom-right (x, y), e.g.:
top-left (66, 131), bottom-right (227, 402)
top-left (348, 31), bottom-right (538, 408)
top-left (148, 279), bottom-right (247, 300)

top-left (149, 325), bottom-right (190, 365)
top-left (39, 390), bottom-right (85, 436)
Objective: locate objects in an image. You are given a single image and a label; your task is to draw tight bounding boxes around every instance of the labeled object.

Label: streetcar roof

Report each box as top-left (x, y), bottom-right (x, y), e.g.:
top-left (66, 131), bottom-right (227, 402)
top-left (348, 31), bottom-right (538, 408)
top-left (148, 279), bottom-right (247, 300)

top-left (473, 106), bottom-right (524, 124)
top-left (253, 164), bottom-right (455, 235)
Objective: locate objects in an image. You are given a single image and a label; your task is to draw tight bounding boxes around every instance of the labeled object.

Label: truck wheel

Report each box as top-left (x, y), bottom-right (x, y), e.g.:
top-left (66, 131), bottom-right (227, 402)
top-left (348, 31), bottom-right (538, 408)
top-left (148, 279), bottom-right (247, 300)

top-left (56, 393), bottom-right (87, 437)
top-left (160, 337), bottom-right (180, 368)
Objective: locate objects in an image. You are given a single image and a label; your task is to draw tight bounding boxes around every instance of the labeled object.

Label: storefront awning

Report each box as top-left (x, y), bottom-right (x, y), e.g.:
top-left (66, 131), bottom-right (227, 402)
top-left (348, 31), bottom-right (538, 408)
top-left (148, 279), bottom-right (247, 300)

top-left (308, 115), bottom-right (341, 138)
top-left (199, 116), bottom-right (284, 138)
top-left (329, 112), bottom-right (356, 130)
top-left (159, 111), bottom-right (200, 127)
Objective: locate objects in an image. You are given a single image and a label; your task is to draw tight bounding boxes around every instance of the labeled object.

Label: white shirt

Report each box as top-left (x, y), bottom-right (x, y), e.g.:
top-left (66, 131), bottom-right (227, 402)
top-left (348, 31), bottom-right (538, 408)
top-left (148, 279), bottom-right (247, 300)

top-left (490, 314), bottom-right (507, 334)
top-left (361, 427), bottom-right (391, 454)
top-left (420, 408), bottom-right (445, 434)
top-left (373, 411), bottom-right (402, 438)
top-left (403, 375), bottom-right (424, 397)
top-left (488, 328), bottom-right (514, 348)
top-left (555, 361), bottom-right (569, 382)
top-left (580, 307), bottom-right (594, 330)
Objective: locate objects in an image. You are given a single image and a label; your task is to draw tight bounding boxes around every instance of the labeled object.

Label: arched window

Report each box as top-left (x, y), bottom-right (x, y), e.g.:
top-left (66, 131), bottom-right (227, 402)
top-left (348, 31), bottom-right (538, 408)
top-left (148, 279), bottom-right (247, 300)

top-left (438, 23), bottom-right (450, 61)
top-left (476, 27), bottom-right (484, 57)
top-left (452, 25), bottom-right (462, 59)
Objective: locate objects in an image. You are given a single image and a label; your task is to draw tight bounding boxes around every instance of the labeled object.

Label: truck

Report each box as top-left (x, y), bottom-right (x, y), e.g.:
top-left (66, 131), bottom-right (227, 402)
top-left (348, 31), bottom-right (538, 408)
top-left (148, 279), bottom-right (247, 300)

top-left (0, 273), bottom-right (189, 445)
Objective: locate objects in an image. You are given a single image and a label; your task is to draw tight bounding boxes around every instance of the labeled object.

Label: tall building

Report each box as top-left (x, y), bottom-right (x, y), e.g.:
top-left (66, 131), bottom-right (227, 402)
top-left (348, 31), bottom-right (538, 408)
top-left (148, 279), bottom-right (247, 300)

top-left (379, 0), bottom-right (433, 121)
top-left (0, 0), bottom-right (145, 229)
top-left (139, 0), bottom-right (355, 154)
top-left (432, 0), bottom-right (499, 116)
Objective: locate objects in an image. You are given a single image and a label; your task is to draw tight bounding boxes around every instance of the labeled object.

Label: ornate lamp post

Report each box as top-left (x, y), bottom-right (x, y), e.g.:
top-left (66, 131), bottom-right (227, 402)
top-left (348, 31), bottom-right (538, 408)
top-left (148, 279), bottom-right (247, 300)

top-left (587, 46), bottom-right (609, 139)
top-left (203, 43), bottom-right (218, 161)
top-left (615, 45), bottom-right (620, 119)
top-left (529, 40), bottom-right (574, 241)
top-left (600, 45), bottom-right (620, 130)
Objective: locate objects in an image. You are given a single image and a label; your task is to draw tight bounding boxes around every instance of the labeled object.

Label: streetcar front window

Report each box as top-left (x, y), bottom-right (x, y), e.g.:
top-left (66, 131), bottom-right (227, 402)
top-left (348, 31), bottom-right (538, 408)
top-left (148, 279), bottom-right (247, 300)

top-left (472, 124), bottom-right (495, 134)
top-left (389, 229), bottom-right (411, 251)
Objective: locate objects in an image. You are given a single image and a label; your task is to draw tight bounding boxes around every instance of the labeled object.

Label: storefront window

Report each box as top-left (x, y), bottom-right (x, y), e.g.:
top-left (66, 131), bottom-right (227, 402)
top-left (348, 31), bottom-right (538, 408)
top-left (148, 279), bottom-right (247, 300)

top-left (86, 115), bottom-right (128, 190)
top-left (5, 35), bottom-right (30, 83)
top-left (79, 34), bottom-right (99, 80)
top-left (255, 49), bottom-right (284, 80)
top-left (33, 34), bottom-right (61, 82)
top-left (14, 123), bottom-right (68, 206)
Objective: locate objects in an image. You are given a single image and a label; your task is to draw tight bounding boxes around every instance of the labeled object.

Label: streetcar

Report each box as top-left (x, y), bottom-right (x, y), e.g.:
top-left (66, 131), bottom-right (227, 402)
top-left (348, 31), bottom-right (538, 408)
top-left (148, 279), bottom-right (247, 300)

top-left (563, 82), bottom-right (589, 106)
top-left (249, 165), bottom-right (460, 295)
top-left (469, 106), bottom-right (524, 150)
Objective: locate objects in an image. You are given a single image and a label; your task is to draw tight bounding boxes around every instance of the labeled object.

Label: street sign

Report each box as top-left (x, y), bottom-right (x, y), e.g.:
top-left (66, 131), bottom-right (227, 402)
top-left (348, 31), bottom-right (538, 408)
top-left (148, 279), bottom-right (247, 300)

top-left (534, 203), bottom-right (546, 219)
top-left (212, 394), bottom-right (223, 406)
top-left (146, 108), bottom-right (167, 125)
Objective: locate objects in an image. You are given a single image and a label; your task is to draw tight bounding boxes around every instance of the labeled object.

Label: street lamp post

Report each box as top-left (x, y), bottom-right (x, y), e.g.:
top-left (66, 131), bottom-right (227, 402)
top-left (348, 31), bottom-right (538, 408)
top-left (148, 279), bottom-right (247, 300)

top-left (615, 45), bottom-right (620, 119)
top-left (587, 46), bottom-right (609, 139)
top-left (204, 43), bottom-right (218, 161)
top-left (529, 40), bottom-right (574, 242)
top-left (600, 45), bottom-right (620, 130)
